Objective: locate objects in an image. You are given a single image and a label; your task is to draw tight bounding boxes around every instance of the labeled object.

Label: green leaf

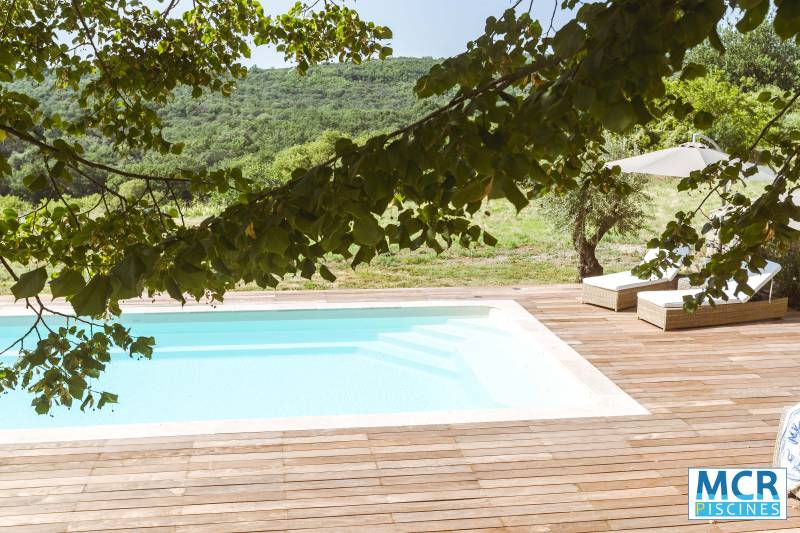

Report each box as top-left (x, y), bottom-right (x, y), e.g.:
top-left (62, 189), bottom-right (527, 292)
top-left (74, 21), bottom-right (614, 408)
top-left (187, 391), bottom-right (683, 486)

top-left (374, 26), bottom-right (392, 39)
top-left (265, 227), bottom-right (290, 254)
top-left (319, 264), bottom-right (336, 282)
top-left (22, 173), bottom-right (48, 192)
top-left (572, 85), bottom-right (596, 110)
top-left (452, 177), bottom-right (490, 207)
top-left (736, 1), bottom-right (768, 33)
top-left (352, 216), bottom-right (383, 246)
top-left (775, 0), bottom-right (800, 39)
top-left (50, 270), bottom-right (86, 298)
top-left (111, 254), bottom-right (146, 293)
top-left (334, 137), bottom-right (356, 155)
top-left (598, 101), bottom-right (634, 133)
top-left (680, 63), bottom-right (707, 81)
top-left (130, 336), bottom-right (155, 358)
top-left (97, 391), bottom-right (118, 409)
top-left (552, 20), bottom-right (585, 58)
top-left (708, 28), bottom-right (725, 53)
top-left (11, 267), bottom-right (47, 300)
top-left (164, 276), bottom-right (185, 304)
top-left (693, 110), bottom-right (714, 129)
top-left (502, 180), bottom-right (529, 212)
top-left (33, 396), bottom-right (51, 415)
top-left (51, 138), bottom-right (72, 154)
top-left (70, 275), bottom-right (112, 316)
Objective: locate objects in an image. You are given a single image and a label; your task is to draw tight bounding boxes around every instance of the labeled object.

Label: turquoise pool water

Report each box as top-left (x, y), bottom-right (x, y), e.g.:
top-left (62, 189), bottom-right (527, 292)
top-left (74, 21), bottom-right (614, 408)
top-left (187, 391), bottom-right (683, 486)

top-left (0, 306), bottom-right (594, 430)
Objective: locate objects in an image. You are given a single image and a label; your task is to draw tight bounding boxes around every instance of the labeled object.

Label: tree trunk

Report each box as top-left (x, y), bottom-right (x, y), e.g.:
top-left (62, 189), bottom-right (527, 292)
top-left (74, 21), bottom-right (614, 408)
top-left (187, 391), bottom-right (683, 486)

top-left (576, 238), bottom-right (603, 280)
top-left (571, 194), bottom-right (605, 281)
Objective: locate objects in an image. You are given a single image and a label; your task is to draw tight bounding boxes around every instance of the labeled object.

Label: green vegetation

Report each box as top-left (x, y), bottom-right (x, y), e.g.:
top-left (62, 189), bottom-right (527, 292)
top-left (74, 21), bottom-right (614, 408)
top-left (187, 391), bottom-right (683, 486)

top-left (0, 178), bottom-right (764, 293)
top-left (641, 70), bottom-right (780, 152)
top-left (539, 136), bottom-right (652, 280)
top-left (2, 59), bottom-right (442, 199)
top-left (688, 19), bottom-right (800, 91)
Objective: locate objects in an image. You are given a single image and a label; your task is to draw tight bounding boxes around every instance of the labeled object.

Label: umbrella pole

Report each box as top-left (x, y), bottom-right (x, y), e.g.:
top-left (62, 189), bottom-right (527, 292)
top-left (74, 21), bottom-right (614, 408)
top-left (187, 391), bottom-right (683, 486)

top-left (692, 133), bottom-right (729, 205)
top-left (692, 132), bottom-right (723, 151)
top-left (691, 133), bottom-right (729, 253)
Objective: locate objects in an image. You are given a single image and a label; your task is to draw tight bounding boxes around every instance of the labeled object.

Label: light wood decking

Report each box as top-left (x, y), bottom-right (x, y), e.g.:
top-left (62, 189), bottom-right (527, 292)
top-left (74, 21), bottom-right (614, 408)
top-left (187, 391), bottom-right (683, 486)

top-left (1, 285), bottom-right (799, 532)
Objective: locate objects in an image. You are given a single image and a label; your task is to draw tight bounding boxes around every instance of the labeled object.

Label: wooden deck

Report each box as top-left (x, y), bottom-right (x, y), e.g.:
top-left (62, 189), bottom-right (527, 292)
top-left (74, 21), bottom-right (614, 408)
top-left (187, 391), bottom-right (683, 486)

top-left (1, 284), bottom-right (799, 532)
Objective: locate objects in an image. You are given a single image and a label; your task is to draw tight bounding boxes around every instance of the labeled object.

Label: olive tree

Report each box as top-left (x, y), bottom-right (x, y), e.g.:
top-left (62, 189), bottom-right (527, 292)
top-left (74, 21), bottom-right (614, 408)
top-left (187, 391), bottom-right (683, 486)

top-left (2, 0), bottom-right (800, 413)
top-left (540, 139), bottom-right (651, 280)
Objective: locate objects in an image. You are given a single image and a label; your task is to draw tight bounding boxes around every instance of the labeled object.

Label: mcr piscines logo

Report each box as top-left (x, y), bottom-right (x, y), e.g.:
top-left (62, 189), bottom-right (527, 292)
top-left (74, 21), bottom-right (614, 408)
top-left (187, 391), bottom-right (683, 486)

top-left (688, 468), bottom-right (787, 520)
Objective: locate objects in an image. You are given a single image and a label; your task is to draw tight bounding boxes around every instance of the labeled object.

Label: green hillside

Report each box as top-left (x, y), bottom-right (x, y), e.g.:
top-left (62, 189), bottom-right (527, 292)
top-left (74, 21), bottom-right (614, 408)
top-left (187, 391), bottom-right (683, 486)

top-left (2, 58), bottom-right (443, 198)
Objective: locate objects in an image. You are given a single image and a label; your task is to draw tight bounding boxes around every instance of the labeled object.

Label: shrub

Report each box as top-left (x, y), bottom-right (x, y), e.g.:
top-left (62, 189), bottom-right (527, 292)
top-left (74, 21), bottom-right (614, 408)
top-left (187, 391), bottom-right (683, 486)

top-left (763, 241), bottom-right (800, 308)
top-left (117, 179), bottom-right (148, 200)
top-left (183, 195), bottom-right (230, 218)
top-left (687, 18), bottom-right (800, 91)
top-left (265, 130), bottom-right (344, 184)
top-left (0, 195), bottom-right (32, 214)
top-left (61, 194), bottom-right (104, 214)
top-left (646, 70), bottom-right (776, 153)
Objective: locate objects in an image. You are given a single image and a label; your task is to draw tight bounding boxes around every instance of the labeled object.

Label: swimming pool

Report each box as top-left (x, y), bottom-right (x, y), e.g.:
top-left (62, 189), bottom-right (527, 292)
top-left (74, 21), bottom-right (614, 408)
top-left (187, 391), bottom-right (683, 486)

top-left (0, 300), bottom-right (646, 442)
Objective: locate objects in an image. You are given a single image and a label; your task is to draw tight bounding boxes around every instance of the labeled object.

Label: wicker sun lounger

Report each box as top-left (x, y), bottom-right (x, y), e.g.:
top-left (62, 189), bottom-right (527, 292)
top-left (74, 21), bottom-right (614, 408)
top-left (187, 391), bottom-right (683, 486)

top-left (582, 247), bottom-right (689, 311)
top-left (637, 260), bottom-right (787, 330)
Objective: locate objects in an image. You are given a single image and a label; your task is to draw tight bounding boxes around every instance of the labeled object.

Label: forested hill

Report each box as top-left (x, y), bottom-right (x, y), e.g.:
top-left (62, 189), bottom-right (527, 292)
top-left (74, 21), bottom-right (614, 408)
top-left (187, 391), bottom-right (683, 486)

top-left (3, 57), bottom-right (442, 198)
top-left (158, 57), bottom-right (441, 167)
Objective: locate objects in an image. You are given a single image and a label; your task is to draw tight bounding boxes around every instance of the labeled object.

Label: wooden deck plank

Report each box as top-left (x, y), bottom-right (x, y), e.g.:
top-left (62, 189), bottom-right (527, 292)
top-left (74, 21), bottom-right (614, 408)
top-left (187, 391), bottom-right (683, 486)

top-left (0, 285), bottom-right (798, 532)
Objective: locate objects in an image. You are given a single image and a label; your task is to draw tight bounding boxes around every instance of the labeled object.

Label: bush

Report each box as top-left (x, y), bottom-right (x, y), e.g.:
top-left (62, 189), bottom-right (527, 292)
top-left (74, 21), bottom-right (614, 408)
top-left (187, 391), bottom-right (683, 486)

top-left (763, 241), bottom-right (800, 308)
top-left (0, 195), bottom-right (32, 214)
top-left (645, 70), bottom-right (776, 152)
top-left (61, 194), bottom-right (104, 214)
top-left (118, 179), bottom-right (148, 200)
top-left (687, 18), bottom-right (800, 91)
top-left (265, 130), bottom-right (344, 184)
top-left (183, 195), bottom-right (230, 218)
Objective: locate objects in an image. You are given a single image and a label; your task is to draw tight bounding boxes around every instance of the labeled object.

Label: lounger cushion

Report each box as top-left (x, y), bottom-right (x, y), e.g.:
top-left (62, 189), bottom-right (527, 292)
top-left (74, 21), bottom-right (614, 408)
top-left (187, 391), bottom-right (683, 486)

top-left (582, 271), bottom-right (672, 291)
top-left (721, 260), bottom-right (781, 303)
top-left (582, 246), bottom-right (691, 291)
top-left (637, 288), bottom-right (741, 308)
top-left (638, 260), bottom-right (781, 308)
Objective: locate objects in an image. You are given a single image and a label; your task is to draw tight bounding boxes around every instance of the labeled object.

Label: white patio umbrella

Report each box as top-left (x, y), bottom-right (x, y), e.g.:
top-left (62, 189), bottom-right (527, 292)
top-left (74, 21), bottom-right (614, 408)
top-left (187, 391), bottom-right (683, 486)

top-left (605, 134), bottom-right (775, 180)
top-left (606, 134), bottom-right (777, 252)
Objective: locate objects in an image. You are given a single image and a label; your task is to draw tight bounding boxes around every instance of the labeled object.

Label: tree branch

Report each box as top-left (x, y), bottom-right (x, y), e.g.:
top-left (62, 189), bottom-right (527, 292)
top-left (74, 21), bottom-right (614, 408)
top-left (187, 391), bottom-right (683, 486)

top-left (0, 257), bottom-right (19, 282)
top-left (748, 89), bottom-right (800, 156)
top-left (44, 159), bottom-right (81, 229)
top-left (0, 124), bottom-right (190, 184)
top-left (166, 181), bottom-right (186, 227)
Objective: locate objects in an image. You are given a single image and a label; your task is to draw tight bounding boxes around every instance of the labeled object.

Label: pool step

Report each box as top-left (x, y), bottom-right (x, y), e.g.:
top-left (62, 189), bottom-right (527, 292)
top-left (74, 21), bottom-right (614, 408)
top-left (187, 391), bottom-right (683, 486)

top-left (376, 331), bottom-right (459, 358)
top-left (358, 341), bottom-right (458, 376)
top-left (411, 324), bottom-right (472, 342)
top-left (130, 326), bottom-right (417, 348)
top-left (447, 318), bottom-right (517, 338)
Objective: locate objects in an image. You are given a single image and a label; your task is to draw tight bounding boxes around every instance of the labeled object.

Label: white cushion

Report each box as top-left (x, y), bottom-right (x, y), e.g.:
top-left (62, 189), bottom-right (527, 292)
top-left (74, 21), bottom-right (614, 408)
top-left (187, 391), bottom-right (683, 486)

top-left (721, 260), bottom-right (781, 303)
top-left (638, 288), bottom-right (740, 308)
top-left (638, 260), bottom-right (781, 308)
top-left (582, 246), bottom-right (691, 291)
top-left (583, 271), bottom-right (669, 291)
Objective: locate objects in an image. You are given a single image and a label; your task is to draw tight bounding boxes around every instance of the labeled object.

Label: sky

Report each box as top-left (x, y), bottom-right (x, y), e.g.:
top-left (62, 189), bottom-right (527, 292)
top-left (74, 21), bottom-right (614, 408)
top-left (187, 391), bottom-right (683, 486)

top-left (240, 0), bottom-right (575, 68)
